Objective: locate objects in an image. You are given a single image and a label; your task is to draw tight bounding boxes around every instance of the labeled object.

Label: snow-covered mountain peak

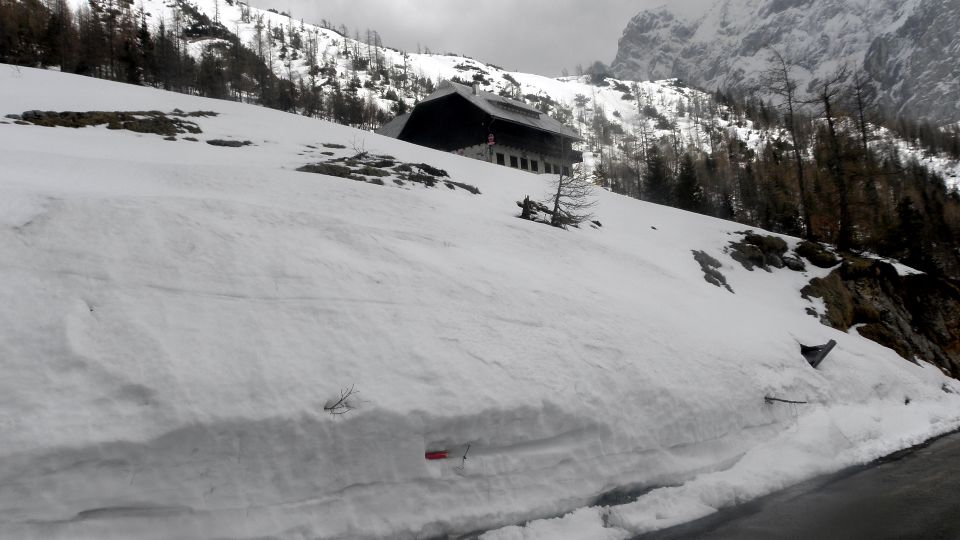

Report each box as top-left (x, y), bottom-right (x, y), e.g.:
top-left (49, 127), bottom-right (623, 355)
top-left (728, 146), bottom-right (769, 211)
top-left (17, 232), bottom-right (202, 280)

top-left (613, 0), bottom-right (960, 123)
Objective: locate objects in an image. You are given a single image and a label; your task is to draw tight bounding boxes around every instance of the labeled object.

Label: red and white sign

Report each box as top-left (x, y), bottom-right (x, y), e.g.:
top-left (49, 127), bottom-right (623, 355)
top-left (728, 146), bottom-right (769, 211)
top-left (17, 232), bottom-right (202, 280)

top-left (487, 134), bottom-right (495, 146)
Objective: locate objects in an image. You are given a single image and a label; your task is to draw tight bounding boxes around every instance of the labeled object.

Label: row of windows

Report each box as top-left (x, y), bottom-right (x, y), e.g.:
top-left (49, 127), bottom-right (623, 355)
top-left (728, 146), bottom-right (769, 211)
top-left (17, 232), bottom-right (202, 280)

top-left (495, 153), bottom-right (569, 176)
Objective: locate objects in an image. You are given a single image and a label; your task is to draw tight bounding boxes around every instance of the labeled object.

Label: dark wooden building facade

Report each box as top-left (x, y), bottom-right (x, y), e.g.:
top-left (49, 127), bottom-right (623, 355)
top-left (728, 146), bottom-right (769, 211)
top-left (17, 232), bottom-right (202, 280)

top-left (377, 81), bottom-right (582, 175)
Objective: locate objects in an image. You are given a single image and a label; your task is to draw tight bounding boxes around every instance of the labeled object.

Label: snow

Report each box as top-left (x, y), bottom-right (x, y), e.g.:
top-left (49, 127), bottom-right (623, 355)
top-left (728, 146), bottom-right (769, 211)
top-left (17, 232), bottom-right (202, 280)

top-left (1, 66), bottom-right (959, 540)
top-left (856, 251), bottom-right (926, 277)
top-left (484, 508), bottom-right (629, 540)
top-left (873, 127), bottom-right (960, 190)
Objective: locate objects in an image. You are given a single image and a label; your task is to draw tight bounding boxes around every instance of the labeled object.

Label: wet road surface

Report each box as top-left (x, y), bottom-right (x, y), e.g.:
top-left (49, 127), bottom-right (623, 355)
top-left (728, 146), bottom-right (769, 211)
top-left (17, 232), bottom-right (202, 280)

top-left (636, 429), bottom-right (960, 540)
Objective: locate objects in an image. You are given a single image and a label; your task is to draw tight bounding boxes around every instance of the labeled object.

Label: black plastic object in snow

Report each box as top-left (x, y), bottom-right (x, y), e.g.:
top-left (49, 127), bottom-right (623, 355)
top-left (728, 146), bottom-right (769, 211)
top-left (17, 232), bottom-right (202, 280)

top-left (801, 340), bottom-right (837, 369)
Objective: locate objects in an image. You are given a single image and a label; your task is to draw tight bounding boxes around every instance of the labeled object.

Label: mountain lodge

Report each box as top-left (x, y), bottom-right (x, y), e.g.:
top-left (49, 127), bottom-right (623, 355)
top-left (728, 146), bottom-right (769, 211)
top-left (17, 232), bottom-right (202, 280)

top-left (377, 81), bottom-right (582, 175)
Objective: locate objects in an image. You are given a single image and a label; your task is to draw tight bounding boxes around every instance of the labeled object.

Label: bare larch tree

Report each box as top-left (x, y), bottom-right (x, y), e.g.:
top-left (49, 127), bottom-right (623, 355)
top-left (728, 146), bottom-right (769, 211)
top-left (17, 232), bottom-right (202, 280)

top-left (762, 49), bottom-right (814, 240)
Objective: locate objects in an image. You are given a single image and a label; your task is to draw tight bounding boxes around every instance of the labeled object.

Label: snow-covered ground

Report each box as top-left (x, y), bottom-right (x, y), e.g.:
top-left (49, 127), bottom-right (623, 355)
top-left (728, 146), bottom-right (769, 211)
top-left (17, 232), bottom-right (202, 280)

top-left (1, 66), bottom-right (958, 540)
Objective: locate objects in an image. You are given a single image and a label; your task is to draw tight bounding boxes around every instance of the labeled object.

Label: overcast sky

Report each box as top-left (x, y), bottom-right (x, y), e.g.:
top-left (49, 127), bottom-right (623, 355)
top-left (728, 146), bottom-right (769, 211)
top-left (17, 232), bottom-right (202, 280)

top-left (248, 0), bottom-right (710, 76)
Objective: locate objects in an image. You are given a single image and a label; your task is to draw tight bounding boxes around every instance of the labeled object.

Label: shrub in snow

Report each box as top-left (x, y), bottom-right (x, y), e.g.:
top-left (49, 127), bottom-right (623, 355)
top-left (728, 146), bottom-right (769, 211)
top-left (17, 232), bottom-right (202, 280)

top-left (324, 385), bottom-right (360, 415)
top-left (547, 168), bottom-right (597, 229)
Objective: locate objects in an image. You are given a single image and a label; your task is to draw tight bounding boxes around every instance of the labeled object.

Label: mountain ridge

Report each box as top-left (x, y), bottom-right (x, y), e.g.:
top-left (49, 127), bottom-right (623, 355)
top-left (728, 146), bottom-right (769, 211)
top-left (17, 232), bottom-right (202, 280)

top-left (612, 0), bottom-right (960, 123)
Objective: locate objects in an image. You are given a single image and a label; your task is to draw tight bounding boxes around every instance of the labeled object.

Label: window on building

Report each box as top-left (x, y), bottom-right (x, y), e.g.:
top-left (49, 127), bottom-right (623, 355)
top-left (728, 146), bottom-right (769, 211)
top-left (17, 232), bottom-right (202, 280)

top-left (496, 153), bottom-right (505, 166)
top-left (510, 156), bottom-right (519, 168)
top-left (531, 160), bottom-right (539, 172)
top-left (520, 158), bottom-right (529, 170)
top-left (545, 163), bottom-right (552, 174)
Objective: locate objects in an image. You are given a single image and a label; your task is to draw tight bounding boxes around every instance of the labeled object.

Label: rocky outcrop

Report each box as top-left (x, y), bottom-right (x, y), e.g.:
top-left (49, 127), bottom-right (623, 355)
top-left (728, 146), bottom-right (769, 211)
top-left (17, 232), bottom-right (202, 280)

top-left (693, 250), bottom-right (734, 292)
top-left (802, 258), bottom-right (960, 378)
top-left (728, 232), bottom-right (805, 272)
top-left (720, 232), bottom-right (960, 377)
top-left (612, 0), bottom-right (960, 123)
top-left (795, 241), bottom-right (839, 269)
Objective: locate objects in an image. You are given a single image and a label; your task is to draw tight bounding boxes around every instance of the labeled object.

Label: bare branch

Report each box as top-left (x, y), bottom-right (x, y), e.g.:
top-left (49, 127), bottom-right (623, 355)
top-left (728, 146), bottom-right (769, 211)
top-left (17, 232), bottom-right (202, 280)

top-left (760, 47), bottom-right (815, 240)
top-left (764, 396), bottom-right (809, 405)
top-left (324, 384), bottom-right (359, 415)
top-left (547, 167), bottom-right (597, 228)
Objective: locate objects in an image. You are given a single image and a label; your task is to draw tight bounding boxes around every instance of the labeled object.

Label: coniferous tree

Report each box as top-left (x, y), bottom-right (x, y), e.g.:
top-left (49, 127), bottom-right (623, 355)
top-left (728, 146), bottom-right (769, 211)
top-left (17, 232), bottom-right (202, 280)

top-left (814, 67), bottom-right (854, 250)
top-left (675, 154), bottom-right (703, 212)
top-left (644, 144), bottom-right (672, 204)
top-left (42, 0), bottom-right (77, 70)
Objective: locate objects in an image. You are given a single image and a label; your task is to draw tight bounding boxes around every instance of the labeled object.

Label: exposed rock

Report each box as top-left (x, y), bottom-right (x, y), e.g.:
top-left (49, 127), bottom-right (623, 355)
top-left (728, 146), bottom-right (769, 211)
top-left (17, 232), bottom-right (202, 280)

top-left (206, 139), bottom-right (251, 147)
top-left (730, 243), bottom-right (765, 271)
top-left (782, 255), bottom-right (806, 272)
top-left (297, 163), bottom-right (358, 179)
top-left (744, 232), bottom-right (788, 255)
top-left (18, 110), bottom-right (203, 136)
top-left (796, 241), bottom-right (839, 268)
top-left (802, 256), bottom-right (960, 378)
top-left (298, 153), bottom-right (479, 194)
top-left (693, 250), bottom-right (734, 293)
top-left (445, 180), bottom-right (482, 195)
top-left (728, 232), bottom-right (789, 272)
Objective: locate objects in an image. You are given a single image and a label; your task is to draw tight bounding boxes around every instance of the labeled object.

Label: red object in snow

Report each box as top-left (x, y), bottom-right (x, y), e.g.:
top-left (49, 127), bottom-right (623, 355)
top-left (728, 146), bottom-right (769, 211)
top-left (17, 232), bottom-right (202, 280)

top-left (425, 450), bottom-right (449, 460)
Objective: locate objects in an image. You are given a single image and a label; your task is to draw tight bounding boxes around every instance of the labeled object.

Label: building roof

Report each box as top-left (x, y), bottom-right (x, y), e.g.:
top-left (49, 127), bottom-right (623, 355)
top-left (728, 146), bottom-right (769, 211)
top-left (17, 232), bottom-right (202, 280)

top-left (420, 81), bottom-right (582, 141)
top-left (376, 113), bottom-right (410, 139)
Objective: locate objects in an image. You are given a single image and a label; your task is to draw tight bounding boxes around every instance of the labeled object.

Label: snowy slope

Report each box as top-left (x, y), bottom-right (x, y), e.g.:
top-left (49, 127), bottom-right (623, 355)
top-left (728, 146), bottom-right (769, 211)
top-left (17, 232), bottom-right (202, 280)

top-left (1, 66), bottom-right (959, 540)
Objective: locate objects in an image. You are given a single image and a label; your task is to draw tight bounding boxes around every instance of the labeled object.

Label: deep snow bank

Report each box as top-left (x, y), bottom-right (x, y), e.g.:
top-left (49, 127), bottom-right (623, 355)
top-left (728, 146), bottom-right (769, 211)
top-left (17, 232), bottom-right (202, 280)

top-left (1, 66), bottom-right (958, 539)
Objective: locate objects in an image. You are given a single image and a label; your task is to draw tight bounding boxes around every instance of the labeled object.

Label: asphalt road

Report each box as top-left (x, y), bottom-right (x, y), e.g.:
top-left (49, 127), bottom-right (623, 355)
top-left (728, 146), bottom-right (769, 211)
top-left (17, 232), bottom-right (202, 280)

top-left (636, 429), bottom-right (960, 540)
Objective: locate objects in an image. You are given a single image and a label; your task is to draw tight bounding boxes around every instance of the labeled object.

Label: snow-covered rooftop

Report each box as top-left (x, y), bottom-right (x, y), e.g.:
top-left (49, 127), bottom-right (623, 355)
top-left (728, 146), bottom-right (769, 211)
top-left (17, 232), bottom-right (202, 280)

top-left (423, 80), bottom-right (582, 140)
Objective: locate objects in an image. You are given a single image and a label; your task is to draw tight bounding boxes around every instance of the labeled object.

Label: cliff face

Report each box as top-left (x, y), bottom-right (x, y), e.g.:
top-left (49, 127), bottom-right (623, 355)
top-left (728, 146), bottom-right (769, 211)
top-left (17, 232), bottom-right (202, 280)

top-left (864, 0), bottom-right (960, 124)
top-left (612, 0), bottom-right (960, 122)
top-left (803, 258), bottom-right (960, 379)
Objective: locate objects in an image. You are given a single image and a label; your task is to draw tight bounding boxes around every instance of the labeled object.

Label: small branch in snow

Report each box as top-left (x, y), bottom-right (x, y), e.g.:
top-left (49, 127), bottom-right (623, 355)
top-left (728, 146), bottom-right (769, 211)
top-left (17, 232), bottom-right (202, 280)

top-left (350, 136), bottom-right (367, 159)
top-left (324, 384), bottom-right (359, 415)
top-left (454, 444), bottom-right (471, 473)
top-left (764, 396), bottom-right (809, 405)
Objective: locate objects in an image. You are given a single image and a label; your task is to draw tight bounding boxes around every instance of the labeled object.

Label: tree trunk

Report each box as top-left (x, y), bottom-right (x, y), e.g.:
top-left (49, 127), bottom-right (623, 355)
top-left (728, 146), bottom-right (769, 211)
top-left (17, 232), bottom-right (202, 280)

top-left (823, 93), bottom-right (852, 251)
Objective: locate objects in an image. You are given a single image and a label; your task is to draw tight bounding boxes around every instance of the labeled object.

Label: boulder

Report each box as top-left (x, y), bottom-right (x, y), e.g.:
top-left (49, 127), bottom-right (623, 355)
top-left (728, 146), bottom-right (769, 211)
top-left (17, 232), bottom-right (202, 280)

top-left (796, 241), bottom-right (839, 268)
